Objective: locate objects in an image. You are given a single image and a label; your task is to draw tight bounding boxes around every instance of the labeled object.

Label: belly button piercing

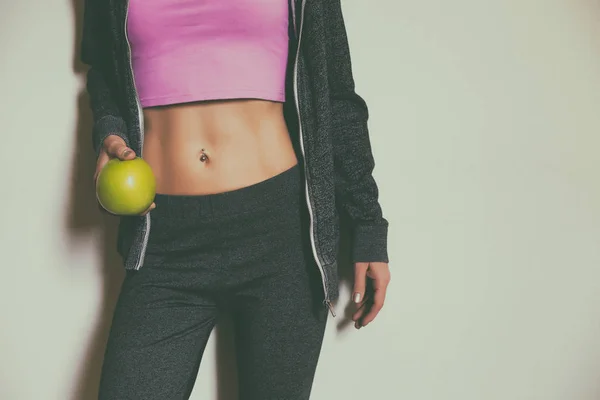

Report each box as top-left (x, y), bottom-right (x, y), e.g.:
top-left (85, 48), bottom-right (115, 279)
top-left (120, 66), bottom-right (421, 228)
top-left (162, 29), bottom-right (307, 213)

top-left (199, 149), bottom-right (209, 163)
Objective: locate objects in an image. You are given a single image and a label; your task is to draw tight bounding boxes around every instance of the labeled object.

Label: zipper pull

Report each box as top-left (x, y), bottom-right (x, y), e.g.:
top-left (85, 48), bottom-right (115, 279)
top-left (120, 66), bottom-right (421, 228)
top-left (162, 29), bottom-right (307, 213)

top-left (324, 300), bottom-right (336, 318)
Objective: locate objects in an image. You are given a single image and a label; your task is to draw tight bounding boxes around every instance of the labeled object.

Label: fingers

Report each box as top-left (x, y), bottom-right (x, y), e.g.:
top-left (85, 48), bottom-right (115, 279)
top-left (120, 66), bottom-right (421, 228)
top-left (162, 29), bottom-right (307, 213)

top-left (94, 151), bottom-right (109, 183)
top-left (108, 143), bottom-right (136, 161)
top-left (360, 286), bottom-right (387, 327)
top-left (104, 136), bottom-right (136, 161)
top-left (352, 299), bottom-right (368, 328)
top-left (94, 138), bottom-right (135, 184)
top-left (352, 262), bottom-right (370, 329)
top-left (351, 262), bottom-right (391, 329)
top-left (139, 202), bottom-right (156, 216)
top-left (352, 262), bottom-right (369, 306)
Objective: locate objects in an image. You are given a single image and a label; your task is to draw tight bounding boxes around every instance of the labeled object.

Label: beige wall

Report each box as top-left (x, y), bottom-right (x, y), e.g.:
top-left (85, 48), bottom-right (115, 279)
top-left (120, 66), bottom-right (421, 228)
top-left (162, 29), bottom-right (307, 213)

top-left (2, 0), bottom-right (600, 399)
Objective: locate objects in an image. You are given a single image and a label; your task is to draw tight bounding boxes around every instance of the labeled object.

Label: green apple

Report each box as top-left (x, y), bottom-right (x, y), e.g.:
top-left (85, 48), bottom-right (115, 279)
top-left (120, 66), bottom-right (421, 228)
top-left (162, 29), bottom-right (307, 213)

top-left (96, 157), bottom-right (156, 215)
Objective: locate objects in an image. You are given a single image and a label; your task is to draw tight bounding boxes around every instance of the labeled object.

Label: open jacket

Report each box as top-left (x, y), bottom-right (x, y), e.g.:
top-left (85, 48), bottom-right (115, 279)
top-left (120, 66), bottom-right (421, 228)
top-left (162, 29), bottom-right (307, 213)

top-left (81, 0), bottom-right (389, 311)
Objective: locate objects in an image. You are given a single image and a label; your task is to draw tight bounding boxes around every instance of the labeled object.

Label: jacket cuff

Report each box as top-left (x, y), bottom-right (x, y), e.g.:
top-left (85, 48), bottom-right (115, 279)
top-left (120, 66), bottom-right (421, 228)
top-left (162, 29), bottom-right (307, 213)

top-left (352, 223), bottom-right (389, 263)
top-left (92, 115), bottom-right (130, 156)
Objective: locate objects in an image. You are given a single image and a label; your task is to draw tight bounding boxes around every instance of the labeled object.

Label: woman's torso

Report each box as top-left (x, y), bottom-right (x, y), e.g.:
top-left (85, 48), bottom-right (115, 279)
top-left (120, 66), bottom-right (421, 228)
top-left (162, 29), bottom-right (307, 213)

top-left (127, 0), bottom-right (295, 195)
top-left (96, 0), bottom-right (357, 302)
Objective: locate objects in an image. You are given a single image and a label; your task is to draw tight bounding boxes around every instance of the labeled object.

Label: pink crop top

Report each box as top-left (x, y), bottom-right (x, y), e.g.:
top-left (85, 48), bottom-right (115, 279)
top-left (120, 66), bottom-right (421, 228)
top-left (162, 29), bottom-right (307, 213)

top-left (127, 0), bottom-right (289, 108)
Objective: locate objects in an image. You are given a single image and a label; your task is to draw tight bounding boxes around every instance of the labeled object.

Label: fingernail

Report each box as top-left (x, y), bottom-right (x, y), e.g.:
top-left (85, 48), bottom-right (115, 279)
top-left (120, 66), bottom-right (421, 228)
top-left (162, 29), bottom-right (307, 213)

top-left (123, 150), bottom-right (132, 157)
top-left (353, 292), bottom-right (362, 303)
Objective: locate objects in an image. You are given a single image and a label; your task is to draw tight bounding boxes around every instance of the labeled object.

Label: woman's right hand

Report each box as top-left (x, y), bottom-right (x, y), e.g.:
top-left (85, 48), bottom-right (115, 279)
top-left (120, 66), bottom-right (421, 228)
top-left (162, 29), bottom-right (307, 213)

top-left (95, 135), bottom-right (156, 216)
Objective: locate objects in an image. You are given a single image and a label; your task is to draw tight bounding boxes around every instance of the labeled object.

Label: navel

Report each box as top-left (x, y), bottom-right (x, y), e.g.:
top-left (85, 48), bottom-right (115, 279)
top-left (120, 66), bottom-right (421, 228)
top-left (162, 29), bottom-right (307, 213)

top-left (199, 149), bottom-right (209, 163)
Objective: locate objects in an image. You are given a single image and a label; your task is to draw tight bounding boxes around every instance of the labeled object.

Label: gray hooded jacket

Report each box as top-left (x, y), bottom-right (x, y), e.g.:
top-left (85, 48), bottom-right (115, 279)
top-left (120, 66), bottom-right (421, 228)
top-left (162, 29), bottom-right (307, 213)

top-left (81, 0), bottom-right (389, 311)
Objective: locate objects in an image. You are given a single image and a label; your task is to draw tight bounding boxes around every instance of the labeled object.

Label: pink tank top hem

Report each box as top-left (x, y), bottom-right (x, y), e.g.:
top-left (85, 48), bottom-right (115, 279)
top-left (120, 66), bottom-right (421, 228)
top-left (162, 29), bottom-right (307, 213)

top-left (140, 90), bottom-right (287, 109)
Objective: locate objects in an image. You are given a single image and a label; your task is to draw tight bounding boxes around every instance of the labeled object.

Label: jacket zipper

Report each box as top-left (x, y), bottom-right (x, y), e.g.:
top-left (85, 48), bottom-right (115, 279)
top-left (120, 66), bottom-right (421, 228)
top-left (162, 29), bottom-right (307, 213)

top-left (124, 1), bottom-right (150, 270)
top-left (293, 0), bottom-right (336, 317)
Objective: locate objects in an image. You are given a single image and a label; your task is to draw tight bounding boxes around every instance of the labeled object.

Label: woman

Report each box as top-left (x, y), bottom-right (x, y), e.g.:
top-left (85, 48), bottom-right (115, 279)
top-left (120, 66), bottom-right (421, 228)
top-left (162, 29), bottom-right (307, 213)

top-left (81, 0), bottom-right (390, 398)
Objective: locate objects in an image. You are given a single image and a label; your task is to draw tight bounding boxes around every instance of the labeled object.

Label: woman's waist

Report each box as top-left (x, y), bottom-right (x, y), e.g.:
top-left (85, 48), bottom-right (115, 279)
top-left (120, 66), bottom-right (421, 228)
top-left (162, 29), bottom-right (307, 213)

top-left (141, 100), bottom-right (297, 195)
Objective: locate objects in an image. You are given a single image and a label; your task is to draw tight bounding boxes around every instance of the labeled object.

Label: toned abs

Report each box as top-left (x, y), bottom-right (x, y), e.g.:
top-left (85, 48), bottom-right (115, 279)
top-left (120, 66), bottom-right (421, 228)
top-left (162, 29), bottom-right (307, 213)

top-left (142, 100), bottom-right (298, 195)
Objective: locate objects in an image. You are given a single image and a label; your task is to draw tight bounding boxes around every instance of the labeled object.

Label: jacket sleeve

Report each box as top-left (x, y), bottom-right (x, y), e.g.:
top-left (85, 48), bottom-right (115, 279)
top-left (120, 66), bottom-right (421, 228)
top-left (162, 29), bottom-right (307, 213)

top-left (80, 0), bottom-right (130, 155)
top-left (323, 0), bottom-right (389, 264)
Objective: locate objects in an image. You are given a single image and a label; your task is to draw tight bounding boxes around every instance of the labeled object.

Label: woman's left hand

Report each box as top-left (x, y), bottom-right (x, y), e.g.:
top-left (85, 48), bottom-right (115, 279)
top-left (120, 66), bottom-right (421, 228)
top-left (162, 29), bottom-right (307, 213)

top-left (351, 262), bottom-right (391, 329)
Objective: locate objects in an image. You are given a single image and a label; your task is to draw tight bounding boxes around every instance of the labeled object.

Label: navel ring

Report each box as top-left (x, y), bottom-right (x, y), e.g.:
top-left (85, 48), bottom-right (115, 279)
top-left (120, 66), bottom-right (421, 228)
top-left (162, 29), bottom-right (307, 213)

top-left (199, 149), bottom-right (209, 163)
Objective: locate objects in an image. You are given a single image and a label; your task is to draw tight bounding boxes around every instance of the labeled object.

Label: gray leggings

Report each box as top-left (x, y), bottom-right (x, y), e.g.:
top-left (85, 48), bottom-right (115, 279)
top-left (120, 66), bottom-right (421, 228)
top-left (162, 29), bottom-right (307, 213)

top-left (98, 165), bottom-right (328, 400)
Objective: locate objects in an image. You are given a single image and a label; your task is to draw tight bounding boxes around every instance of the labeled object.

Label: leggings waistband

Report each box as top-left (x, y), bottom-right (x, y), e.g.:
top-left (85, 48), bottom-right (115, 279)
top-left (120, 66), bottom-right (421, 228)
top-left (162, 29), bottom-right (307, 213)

top-left (151, 165), bottom-right (301, 220)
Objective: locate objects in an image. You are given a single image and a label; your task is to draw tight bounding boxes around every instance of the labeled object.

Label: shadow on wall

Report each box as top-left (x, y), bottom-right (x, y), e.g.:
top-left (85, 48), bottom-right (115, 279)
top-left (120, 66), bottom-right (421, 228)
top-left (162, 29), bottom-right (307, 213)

top-left (65, 1), bottom-right (237, 399)
top-left (336, 216), bottom-right (358, 331)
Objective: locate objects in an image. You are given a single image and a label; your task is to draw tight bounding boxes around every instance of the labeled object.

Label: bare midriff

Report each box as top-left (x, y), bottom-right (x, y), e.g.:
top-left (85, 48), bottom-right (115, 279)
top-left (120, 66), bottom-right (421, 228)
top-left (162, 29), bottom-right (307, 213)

top-left (141, 99), bottom-right (298, 195)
